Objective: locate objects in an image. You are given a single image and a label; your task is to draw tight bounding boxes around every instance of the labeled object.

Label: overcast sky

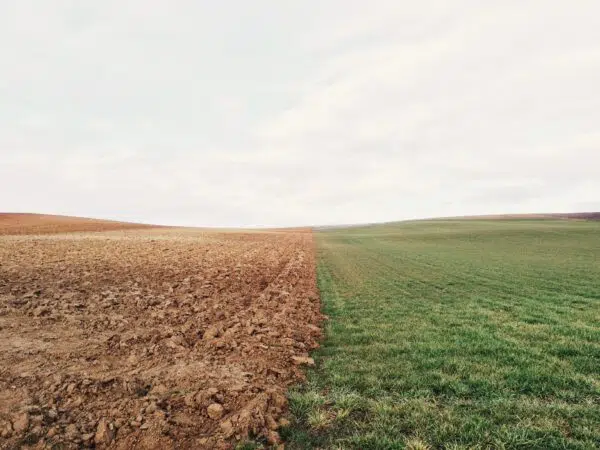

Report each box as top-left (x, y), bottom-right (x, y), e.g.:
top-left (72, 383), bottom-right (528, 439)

top-left (1, 1), bottom-right (599, 227)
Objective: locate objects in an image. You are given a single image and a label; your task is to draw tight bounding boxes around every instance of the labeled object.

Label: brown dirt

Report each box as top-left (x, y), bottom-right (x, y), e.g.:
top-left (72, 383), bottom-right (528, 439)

top-left (549, 212), bottom-right (600, 220)
top-left (0, 224), bottom-right (322, 449)
top-left (432, 212), bottom-right (600, 221)
top-left (0, 214), bottom-right (161, 236)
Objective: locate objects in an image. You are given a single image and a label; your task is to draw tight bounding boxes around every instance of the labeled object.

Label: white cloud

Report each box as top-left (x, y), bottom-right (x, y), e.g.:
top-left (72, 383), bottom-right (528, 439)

top-left (1, 1), bottom-right (599, 226)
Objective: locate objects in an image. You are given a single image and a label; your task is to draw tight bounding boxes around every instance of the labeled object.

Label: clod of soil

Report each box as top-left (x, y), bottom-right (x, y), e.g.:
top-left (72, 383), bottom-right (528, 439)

top-left (0, 225), bottom-right (323, 449)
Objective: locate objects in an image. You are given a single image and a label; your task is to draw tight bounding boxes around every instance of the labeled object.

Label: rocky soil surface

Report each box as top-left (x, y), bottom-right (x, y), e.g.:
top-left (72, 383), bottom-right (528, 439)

top-left (0, 226), bottom-right (322, 449)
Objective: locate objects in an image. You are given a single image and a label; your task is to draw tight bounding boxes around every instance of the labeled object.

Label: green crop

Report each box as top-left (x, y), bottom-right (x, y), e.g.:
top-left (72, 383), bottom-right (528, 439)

top-left (284, 219), bottom-right (600, 449)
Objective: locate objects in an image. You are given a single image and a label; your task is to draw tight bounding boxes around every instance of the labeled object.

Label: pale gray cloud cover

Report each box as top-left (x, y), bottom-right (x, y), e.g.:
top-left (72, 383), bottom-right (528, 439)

top-left (1, 1), bottom-right (599, 226)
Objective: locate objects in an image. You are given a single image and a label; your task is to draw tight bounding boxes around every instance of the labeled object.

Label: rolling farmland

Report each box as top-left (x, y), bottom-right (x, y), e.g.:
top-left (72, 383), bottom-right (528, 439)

top-left (1, 215), bottom-right (599, 449)
top-left (286, 220), bottom-right (600, 449)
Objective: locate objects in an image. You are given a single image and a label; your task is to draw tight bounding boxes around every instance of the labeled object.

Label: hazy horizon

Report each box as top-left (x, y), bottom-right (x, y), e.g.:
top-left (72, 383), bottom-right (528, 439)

top-left (2, 1), bottom-right (599, 227)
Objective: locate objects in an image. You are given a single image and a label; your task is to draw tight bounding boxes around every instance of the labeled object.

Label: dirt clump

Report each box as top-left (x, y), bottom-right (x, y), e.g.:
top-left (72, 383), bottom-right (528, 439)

top-left (0, 227), bottom-right (322, 449)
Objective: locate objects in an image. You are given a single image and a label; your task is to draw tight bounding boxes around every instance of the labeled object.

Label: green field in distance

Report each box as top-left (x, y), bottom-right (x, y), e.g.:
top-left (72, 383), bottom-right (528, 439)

top-left (283, 219), bottom-right (600, 449)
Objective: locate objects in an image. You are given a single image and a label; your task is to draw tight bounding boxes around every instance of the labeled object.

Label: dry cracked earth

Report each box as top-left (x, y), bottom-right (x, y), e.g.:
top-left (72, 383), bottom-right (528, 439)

top-left (0, 216), bottom-right (323, 449)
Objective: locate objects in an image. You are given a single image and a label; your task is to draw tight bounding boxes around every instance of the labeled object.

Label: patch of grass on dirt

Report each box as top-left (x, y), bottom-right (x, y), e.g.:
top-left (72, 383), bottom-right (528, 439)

top-left (284, 220), bottom-right (600, 449)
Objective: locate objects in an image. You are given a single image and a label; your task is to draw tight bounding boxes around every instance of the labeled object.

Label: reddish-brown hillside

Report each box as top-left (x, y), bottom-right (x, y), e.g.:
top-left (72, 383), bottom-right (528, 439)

top-left (434, 213), bottom-right (600, 221)
top-left (0, 213), bottom-right (160, 236)
top-left (550, 212), bottom-right (600, 220)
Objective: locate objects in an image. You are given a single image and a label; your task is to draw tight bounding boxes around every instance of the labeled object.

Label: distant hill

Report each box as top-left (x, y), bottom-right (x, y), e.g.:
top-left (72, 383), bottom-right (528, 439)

top-left (0, 213), bottom-right (161, 236)
top-left (441, 213), bottom-right (600, 221)
top-left (549, 212), bottom-right (600, 220)
top-left (314, 212), bottom-right (600, 230)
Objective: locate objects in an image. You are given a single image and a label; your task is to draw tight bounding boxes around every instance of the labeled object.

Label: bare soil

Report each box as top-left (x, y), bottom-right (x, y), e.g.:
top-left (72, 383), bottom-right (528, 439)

top-left (550, 212), bottom-right (600, 220)
top-left (436, 212), bottom-right (600, 221)
top-left (0, 220), bottom-right (322, 449)
top-left (0, 214), bottom-right (160, 236)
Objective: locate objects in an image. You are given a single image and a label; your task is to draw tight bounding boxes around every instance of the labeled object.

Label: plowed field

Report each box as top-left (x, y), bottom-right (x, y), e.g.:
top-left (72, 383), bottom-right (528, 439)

top-left (0, 222), bottom-right (322, 449)
top-left (0, 214), bottom-right (158, 236)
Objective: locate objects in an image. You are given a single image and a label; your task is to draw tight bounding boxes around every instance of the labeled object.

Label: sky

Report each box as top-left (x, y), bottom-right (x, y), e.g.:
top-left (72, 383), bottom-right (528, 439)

top-left (1, 1), bottom-right (599, 227)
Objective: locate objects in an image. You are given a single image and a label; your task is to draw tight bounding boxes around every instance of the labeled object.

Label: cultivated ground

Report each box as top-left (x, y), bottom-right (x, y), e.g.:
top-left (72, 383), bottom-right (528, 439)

top-left (3, 214), bottom-right (599, 450)
top-left (287, 220), bottom-right (600, 449)
top-left (0, 214), bottom-right (158, 236)
top-left (0, 218), bottom-right (323, 449)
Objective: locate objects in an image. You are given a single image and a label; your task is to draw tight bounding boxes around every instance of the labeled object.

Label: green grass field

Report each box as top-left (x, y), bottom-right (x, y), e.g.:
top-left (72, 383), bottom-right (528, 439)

top-left (283, 220), bottom-right (600, 449)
